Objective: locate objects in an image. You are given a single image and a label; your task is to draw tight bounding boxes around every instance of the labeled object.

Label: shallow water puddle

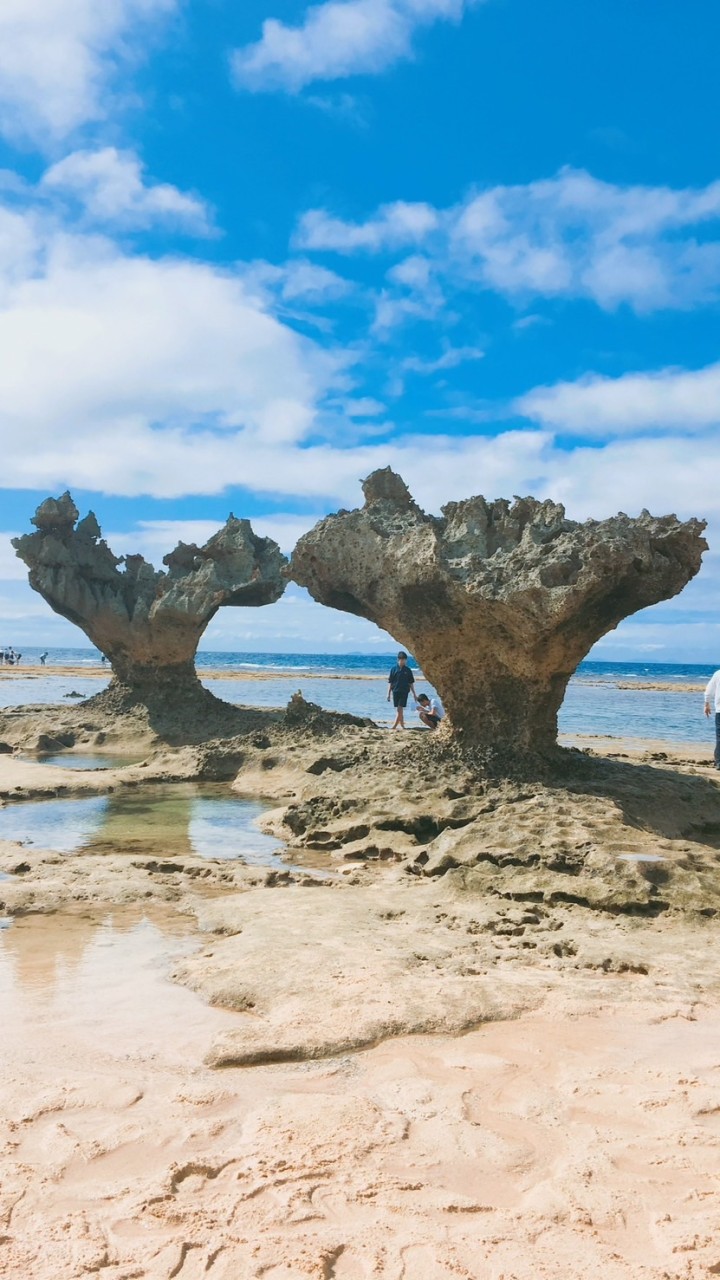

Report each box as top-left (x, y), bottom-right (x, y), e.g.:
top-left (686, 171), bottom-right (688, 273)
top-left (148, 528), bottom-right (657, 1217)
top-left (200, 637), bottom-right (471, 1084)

top-left (617, 853), bottom-right (667, 864)
top-left (0, 782), bottom-right (285, 865)
top-left (26, 752), bottom-right (145, 771)
top-left (0, 906), bottom-right (239, 1069)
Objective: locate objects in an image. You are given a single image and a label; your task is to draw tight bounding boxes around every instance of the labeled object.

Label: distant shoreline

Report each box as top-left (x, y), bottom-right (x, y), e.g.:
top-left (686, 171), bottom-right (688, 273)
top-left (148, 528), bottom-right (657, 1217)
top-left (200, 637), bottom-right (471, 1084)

top-left (0, 665), bottom-right (399, 683)
top-left (0, 665), bottom-right (708, 693)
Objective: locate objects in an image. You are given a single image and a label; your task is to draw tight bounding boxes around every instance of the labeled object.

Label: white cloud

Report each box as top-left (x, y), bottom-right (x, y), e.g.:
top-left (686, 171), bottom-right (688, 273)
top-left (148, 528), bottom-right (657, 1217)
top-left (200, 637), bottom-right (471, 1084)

top-left (0, 0), bottom-right (176, 145)
top-left (232, 0), bottom-right (480, 94)
top-left (241, 258), bottom-right (354, 307)
top-left (330, 396), bottom-right (386, 417)
top-left (531, 437), bottom-right (712, 523)
top-left (0, 535), bottom-right (26, 581)
top-left (297, 168), bottom-right (720, 312)
top-left (373, 251), bottom-right (449, 334)
top-left (198, 586), bottom-right (396, 654)
top-left (110, 514), bottom-right (324, 562)
top-left (371, 291), bottom-right (437, 334)
top-left (402, 343), bottom-right (484, 374)
top-left (297, 201), bottom-right (440, 251)
top-left (387, 254), bottom-right (434, 287)
top-left (512, 313), bottom-right (548, 332)
top-left (305, 91), bottom-right (370, 127)
top-left (516, 361), bottom-right (720, 436)
top-left (5, 201), bottom-right (720, 524)
top-left (41, 149), bottom-right (211, 234)
top-left (0, 205), bottom-right (42, 296)
top-left (0, 199), bottom-right (351, 493)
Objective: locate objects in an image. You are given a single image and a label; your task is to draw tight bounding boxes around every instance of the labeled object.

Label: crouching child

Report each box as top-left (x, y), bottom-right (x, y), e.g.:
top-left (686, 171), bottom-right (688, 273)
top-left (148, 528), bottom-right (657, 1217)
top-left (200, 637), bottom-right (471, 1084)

top-left (417, 691), bottom-right (445, 730)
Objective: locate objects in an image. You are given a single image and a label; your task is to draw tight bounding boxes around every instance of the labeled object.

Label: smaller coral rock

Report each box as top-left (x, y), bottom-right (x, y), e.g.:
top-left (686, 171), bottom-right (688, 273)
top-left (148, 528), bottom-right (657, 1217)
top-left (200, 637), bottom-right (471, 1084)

top-left (14, 496), bottom-right (287, 706)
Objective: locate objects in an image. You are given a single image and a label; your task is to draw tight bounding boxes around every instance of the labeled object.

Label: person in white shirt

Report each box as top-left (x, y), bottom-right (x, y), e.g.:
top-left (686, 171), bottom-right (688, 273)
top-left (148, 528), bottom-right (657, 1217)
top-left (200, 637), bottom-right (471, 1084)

top-left (417, 691), bottom-right (445, 730)
top-left (703, 669), bottom-right (720, 769)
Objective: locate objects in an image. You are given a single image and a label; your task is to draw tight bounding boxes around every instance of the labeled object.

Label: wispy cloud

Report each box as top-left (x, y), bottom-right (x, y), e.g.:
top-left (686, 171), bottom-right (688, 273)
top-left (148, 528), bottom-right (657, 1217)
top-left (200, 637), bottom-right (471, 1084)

top-left (297, 200), bottom-right (439, 251)
top-left (305, 91), bottom-right (371, 127)
top-left (232, 0), bottom-right (483, 94)
top-left (41, 148), bottom-right (212, 234)
top-left (296, 168), bottom-right (720, 312)
top-left (242, 258), bottom-right (355, 305)
top-left (0, 0), bottom-right (177, 146)
top-left (401, 343), bottom-right (484, 374)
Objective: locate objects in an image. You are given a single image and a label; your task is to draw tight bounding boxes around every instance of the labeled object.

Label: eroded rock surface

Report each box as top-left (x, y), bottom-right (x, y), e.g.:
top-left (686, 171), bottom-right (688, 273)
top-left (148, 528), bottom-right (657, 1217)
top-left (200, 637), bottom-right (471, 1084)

top-left (292, 469), bottom-right (707, 758)
top-left (13, 493), bottom-right (286, 712)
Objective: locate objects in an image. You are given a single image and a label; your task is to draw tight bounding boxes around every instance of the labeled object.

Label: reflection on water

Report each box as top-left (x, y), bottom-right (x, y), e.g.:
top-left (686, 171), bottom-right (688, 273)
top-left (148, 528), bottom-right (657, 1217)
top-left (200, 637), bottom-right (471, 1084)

top-left (0, 783), bottom-right (284, 865)
top-left (29, 753), bottom-right (145, 771)
top-left (0, 906), bottom-right (239, 1066)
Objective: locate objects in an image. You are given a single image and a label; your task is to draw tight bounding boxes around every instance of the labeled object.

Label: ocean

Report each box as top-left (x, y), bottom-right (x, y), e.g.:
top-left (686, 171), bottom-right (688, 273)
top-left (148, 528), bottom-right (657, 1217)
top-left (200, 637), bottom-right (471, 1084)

top-left (0, 648), bottom-right (716, 747)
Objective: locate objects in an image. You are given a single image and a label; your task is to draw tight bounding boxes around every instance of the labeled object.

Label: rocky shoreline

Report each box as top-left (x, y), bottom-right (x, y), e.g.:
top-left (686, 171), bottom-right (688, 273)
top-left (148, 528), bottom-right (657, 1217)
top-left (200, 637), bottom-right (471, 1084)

top-left (2, 691), bottom-right (720, 1277)
top-left (2, 693), bottom-right (720, 1059)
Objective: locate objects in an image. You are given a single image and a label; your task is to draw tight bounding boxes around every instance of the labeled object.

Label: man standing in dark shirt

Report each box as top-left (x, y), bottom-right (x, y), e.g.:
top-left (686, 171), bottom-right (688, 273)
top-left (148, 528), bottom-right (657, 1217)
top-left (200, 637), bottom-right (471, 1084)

top-left (387, 650), bottom-right (417, 729)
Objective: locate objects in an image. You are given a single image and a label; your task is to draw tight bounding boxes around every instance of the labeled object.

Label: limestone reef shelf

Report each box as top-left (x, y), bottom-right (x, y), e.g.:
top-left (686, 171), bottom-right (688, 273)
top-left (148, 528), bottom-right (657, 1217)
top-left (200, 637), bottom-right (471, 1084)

top-left (3, 722), bottom-right (720, 1073)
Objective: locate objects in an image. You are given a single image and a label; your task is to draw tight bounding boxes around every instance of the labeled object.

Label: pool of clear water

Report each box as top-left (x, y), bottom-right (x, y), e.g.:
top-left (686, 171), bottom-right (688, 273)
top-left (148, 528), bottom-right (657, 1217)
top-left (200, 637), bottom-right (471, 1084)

top-left (0, 905), bottom-right (241, 1068)
top-left (24, 753), bottom-right (145, 771)
top-left (0, 783), bottom-right (285, 865)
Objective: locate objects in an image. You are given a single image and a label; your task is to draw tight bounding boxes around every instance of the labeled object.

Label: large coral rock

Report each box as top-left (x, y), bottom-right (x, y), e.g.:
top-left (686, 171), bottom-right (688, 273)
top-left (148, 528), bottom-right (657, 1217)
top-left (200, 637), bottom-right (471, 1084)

top-left (291, 469), bottom-right (707, 757)
top-left (13, 493), bottom-right (286, 705)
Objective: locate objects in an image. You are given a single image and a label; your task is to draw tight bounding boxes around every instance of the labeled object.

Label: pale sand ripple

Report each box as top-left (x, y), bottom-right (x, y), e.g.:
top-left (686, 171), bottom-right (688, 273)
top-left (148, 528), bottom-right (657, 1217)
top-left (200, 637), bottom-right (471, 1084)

top-left (2, 953), bottom-right (720, 1279)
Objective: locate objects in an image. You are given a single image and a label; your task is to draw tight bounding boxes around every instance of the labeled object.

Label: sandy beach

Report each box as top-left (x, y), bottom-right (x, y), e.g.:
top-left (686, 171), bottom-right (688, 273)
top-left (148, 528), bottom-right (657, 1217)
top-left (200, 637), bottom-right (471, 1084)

top-left (0, 665), bottom-right (393, 684)
top-left (1, 684), bottom-right (720, 1280)
top-left (4, 908), bottom-right (720, 1280)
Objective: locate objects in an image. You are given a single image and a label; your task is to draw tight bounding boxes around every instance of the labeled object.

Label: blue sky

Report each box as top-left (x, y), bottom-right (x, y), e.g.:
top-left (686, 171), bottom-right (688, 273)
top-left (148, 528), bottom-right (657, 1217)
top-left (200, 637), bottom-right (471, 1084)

top-left (1, 0), bottom-right (720, 657)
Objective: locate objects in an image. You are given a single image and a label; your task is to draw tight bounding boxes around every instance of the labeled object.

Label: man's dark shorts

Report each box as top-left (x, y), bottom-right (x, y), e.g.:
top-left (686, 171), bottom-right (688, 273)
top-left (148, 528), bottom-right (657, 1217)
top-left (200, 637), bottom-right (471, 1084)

top-left (423, 712), bottom-right (440, 728)
top-left (392, 692), bottom-right (408, 708)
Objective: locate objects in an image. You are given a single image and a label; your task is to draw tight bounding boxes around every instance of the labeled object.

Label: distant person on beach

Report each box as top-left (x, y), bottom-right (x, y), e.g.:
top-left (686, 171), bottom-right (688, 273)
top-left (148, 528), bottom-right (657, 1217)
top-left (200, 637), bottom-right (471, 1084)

top-left (704, 668), bottom-right (720, 769)
top-left (39, 652), bottom-right (48, 666)
top-left (387, 651), bottom-right (417, 729)
top-left (417, 691), bottom-right (445, 730)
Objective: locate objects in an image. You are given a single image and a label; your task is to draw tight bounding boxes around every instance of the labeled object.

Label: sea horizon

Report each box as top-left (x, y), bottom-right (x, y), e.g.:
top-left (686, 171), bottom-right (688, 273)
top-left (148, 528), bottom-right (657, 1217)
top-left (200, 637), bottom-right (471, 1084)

top-left (3, 645), bottom-right (718, 683)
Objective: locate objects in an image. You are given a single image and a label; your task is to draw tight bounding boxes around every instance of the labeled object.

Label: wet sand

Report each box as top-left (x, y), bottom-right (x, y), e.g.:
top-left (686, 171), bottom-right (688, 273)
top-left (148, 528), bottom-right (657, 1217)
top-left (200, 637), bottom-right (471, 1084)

top-left (561, 733), bottom-right (715, 763)
top-left (2, 906), bottom-right (720, 1279)
top-left (574, 678), bottom-right (708, 694)
top-left (0, 664), bottom-right (390, 684)
top-left (2, 731), bottom-right (720, 1278)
